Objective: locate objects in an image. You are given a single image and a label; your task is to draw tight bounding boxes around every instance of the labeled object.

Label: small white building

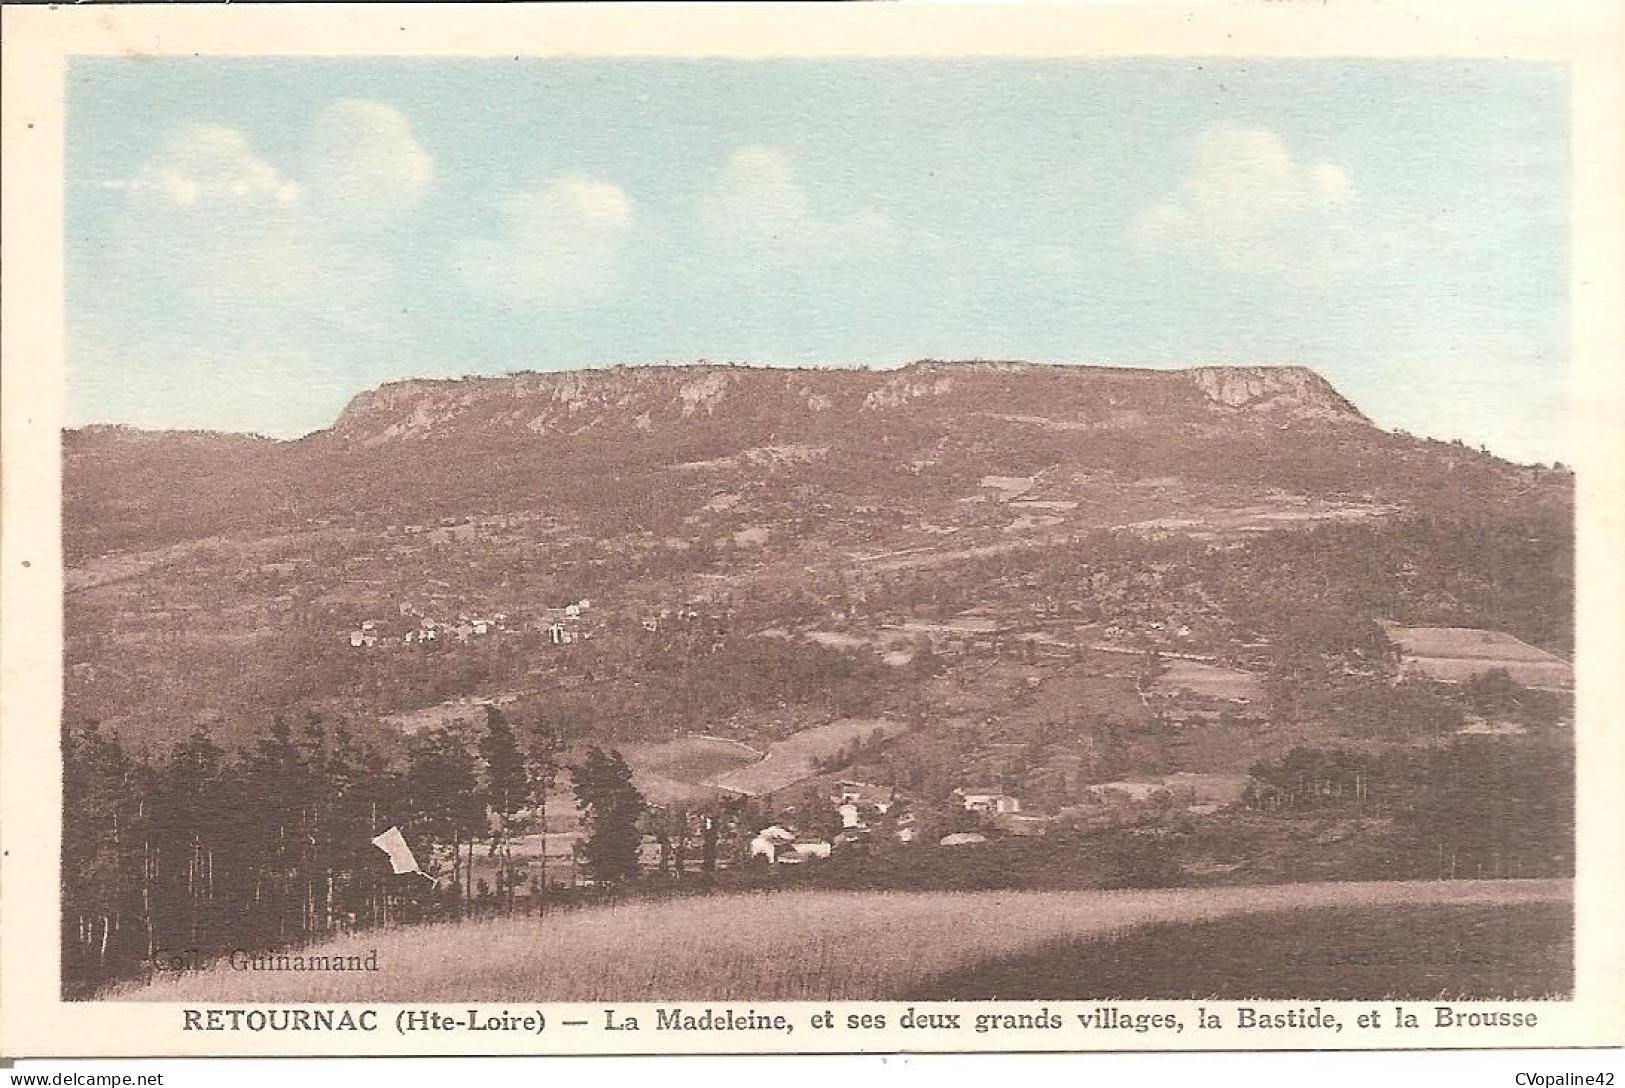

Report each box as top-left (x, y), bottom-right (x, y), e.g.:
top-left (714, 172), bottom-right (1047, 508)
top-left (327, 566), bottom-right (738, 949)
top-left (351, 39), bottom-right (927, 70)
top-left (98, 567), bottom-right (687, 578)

top-left (954, 788), bottom-right (1022, 815)
top-left (777, 840), bottom-right (832, 864)
top-left (893, 811), bottom-right (918, 844)
top-left (830, 781), bottom-right (895, 811)
top-left (750, 825), bottom-right (796, 863)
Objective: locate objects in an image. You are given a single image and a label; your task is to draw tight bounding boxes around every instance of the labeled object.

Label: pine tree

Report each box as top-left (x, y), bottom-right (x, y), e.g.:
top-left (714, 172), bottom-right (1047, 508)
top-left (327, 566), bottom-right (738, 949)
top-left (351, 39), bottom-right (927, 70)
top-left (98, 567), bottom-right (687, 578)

top-left (62, 721), bottom-right (143, 993)
top-left (405, 727), bottom-right (481, 915)
top-left (571, 746), bottom-right (646, 885)
top-left (154, 727), bottom-right (228, 949)
top-left (478, 706), bottom-right (528, 908)
top-left (520, 713), bottom-right (564, 902)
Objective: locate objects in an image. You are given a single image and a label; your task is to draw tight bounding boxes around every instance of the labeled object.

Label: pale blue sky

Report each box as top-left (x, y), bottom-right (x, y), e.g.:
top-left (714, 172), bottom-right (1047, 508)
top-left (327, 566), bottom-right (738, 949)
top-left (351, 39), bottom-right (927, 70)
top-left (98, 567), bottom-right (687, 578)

top-left (66, 58), bottom-right (1569, 463)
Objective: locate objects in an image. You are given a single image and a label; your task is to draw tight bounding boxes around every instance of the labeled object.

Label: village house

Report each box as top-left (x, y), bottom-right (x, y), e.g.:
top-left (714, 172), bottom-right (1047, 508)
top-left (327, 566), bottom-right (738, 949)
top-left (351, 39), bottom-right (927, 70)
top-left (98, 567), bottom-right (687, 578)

top-left (828, 781), bottom-right (896, 830)
top-left (892, 810), bottom-right (918, 844)
top-left (749, 825), bottom-right (796, 863)
top-left (749, 825), bottom-right (831, 865)
top-left (776, 839), bottom-right (832, 865)
top-left (831, 781), bottom-right (895, 807)
top-left (953, 787), bottom-right (1022, 815)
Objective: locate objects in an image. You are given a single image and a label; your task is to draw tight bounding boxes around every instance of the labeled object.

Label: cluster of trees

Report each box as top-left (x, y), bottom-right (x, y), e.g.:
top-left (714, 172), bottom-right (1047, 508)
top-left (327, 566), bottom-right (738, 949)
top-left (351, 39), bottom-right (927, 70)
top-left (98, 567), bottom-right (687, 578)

top-left (811, 726), bottom-right (895, 774)
top-left (1243, 737), bottom-right (1573, 880)
top-left (61, 708), bottom-right (650, 998)
top-left (1197, 515), bottom-right (1573, 656)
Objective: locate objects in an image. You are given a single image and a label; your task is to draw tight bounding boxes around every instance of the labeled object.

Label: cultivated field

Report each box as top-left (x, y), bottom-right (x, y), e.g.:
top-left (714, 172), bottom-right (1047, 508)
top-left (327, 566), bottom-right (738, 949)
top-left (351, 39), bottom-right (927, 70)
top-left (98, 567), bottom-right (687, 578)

top-left (623, 735), bottom-right (765, 803)
top-left (709, 717), bottom-right (910, 796)
top-left (1388, 626), bottom-right (1574, 690)
top-left (1148, 660), bottom-right (1264, 702)
top-left (115, 878), bottom-right (1568, 1003)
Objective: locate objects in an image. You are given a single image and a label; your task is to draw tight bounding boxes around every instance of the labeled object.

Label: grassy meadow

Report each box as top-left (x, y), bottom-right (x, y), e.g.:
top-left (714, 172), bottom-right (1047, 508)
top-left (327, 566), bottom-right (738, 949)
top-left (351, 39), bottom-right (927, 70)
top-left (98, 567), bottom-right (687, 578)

top-left (912, 901), bottom-right (1571, 1000)
top-left (115, 878), bottom-right (1568, 1002)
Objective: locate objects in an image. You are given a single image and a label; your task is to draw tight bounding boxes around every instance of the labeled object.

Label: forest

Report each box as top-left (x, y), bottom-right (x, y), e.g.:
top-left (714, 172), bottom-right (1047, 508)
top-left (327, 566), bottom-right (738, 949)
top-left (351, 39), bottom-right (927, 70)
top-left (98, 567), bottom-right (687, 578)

top-left (61, 707), bottom-right (663, 998)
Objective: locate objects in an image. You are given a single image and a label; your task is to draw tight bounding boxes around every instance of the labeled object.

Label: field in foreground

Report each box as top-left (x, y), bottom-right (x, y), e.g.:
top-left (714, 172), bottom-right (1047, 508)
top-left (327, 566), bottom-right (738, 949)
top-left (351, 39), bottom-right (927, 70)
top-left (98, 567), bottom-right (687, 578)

top-left (113, 878), bottom-right (1569, 1003)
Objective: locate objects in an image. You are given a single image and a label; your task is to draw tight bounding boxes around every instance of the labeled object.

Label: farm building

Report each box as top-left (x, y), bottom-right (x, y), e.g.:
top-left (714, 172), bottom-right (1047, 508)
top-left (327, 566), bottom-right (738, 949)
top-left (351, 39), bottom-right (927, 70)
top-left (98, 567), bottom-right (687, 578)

top-left (750, 826), bottom-right (832, 865)
top-left (749, 826), bottom-right (795, 863)
top-left (893, 811), bottom-right (918, 844)
top-left (829, 781), bottom-right (896, 826)
top-left (831, 780), bottom-right (895, 806)
top-left (954, 788), bottom-right (1022, 815)
top-left (779, 839), bottom-right (832, 864)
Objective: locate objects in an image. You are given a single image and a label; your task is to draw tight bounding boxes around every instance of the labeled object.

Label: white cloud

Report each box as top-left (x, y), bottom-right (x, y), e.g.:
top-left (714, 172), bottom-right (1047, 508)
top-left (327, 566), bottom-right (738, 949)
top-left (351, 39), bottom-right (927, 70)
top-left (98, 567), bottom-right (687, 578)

top-left (106, 99), bottom-right (431, 226)
top-left (455, 175), bottom-right (634, 305)
top-left (306, 99), bottom-right (434, 221)
top-left (1133, 122), bottom-right (1359, 280)
top-left (98, 104), bottom-right (433, 320)
top-left (700, 146), bottom-right (897, 269)
top-left (112, 124), bottom-right (300, 208)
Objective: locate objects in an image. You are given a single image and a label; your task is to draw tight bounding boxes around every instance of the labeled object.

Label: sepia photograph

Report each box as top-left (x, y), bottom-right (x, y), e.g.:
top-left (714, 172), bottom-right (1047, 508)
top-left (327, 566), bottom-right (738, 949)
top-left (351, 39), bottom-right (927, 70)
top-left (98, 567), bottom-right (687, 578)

top-left (2, 0), bottom-right (1622, 1063)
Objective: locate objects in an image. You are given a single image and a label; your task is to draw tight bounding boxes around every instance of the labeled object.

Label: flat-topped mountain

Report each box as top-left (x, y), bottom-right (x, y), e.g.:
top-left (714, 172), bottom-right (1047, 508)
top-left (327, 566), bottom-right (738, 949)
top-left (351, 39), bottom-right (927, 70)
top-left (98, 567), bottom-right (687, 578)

top-left (64, 361), bottom-right (1561, 564)
top-left (322, 362), bottom-right (1368, 448)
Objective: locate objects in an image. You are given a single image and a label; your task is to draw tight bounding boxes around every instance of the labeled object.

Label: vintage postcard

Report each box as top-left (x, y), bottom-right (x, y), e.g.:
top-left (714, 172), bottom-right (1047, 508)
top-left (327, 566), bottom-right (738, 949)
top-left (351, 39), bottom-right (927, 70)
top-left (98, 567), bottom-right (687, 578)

top-left (2, 0), bottom-right (1622, 1061)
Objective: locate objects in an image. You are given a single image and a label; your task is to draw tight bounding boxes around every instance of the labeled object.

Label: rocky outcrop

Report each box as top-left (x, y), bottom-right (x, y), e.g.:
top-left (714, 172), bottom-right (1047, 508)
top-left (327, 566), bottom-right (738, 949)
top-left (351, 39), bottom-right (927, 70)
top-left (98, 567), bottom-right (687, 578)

top-left (320, 361), bottom-right (1368, 448)
top-left (1185, 366), bottom-right (1367, 422)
